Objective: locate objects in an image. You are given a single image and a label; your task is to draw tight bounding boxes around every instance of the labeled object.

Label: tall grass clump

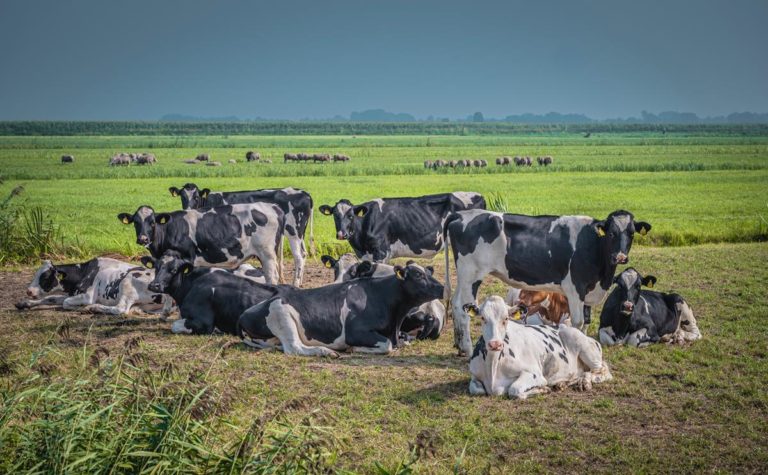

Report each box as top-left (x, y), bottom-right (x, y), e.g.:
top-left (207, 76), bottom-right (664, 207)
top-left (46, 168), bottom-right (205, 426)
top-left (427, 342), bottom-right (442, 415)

top-left (0, 186), bottom-right (68, 265)
top-left (0, 342), bottom-right (341, 474)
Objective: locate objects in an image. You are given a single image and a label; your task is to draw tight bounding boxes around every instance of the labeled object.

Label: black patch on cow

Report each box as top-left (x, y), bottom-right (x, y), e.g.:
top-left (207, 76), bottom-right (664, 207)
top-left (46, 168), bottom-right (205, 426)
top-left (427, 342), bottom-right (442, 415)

top-left (547, 342), bottom-right (555, 352)
top-left (508, 348), bottom-right (515, 358)
top-left (530, 326), bottom-right (549, 338)
top-left (103, 271), bottom-right (129, 300)
top-left (56, 259), bottom-right (101, 296)
top-left (471, 280), bottom-right (482, 298)
top-left (286, 224), bottom-right (296, 236)
top-left (132, 272), bottom-right (142, 278)
top-left (195, 210), bottom-right (245, 263)
top-left (449, 213), bottom-right (503, 257)
top-left (503, 334), bottom-right (509, 343)
top-left (152, 294), bottom-right (163, 304)
top-left (558, 352), bottom-right (569, 363)
top-left (39, 268), bottom-right (59, 292)
top-left (502, 214), bottom-right (572, 285)
top-left (472, 336), bottom-right (488, 361)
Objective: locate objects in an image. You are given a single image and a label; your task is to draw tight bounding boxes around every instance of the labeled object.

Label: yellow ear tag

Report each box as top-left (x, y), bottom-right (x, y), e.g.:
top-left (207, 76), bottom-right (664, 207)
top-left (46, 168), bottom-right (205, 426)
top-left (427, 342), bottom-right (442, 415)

top-left (356, 209), bottom-right (365, 217)
top-left (466, 307), bottom-right (477, 317)
top-left (122, 217), bottom-right (131, 224)
top-left (646, 281), bottom-right (654, 288)
top-left (597, 227), bottom-right (606, 237)
top-left (639, 227), bottom-right (648, 236)
top-left (57, 272), bottom-right (66, 281)
top-left (171, 190), bottom-right (179, 197)
top-left (145, 261), bottom-right (153, 269)
top-left (324, 260), bottom-right (332, 268)
top-left (183, 267), bottom-right (191, 274)
top-left (513, 310), bottom-right (522, 320)
top-left (395, 269), bottom-right (405, 280)
top-left (158, 216), bottom-right (167, 224)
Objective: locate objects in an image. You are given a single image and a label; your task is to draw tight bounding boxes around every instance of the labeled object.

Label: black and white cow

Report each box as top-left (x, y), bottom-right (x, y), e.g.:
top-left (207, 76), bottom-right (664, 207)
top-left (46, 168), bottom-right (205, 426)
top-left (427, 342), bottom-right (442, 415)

top-left (445, 209), bottom-right (651, 355)
top-left (238, 263), bottom-right (445, 357)
top-left (117, 203), bottom-right (285, 285)
top-left (168, 183), bottom-right (313, 286)
top-left (318, 192), bottom-right (486, 262)
top-left (598, 268), bottom-right (701, 347)
top-left (466, 296), bottom-right (612, 399)
top-left (141, 251), bottom-right (278, 335)
top-left (15, 258), bottom-right (173, 316)
top-left (320, 254), bottom-right (445, 340)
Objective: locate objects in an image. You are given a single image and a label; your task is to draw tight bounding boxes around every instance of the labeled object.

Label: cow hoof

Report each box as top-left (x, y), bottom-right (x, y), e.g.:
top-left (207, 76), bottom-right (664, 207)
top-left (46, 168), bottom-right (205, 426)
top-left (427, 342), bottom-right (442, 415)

top-left (575, 378), bottom-right (592, 392)
top-left (327, 351), bottom-right (340, 359)
top-left (14, 301), bottom-right (29, 310)
top-left (552, 382), bottom-right (568, 392)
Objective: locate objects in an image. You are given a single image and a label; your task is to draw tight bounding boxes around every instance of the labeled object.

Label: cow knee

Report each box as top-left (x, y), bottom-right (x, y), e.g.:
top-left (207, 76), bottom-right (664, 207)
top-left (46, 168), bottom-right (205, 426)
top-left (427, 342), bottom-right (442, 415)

top-left (598, 327), bottom-right (619, 346)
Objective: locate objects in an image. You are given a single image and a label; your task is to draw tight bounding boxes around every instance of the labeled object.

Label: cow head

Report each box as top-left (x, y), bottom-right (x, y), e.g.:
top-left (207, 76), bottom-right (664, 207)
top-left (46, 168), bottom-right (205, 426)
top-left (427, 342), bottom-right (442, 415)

top-left (168, 183), bottom-right (210, 210)
top-left (464, 296), bottom-right (526, 352)
top-left (321, 253), bottom-right (360, 282)
top-left (142, 251), bottom-right (193, 293)
top-left (394, 263), bottom-right (444, 303)
top-left (613, 268), bottom-right (657, 315)
top-left (117, 206), bottom-right (172, 246)
top-left (318, 200), bottom-right (366, 240)
top-left (25, 260), bottom-right (64, 298)
top-left (594, 210), bottom-right (651, 265)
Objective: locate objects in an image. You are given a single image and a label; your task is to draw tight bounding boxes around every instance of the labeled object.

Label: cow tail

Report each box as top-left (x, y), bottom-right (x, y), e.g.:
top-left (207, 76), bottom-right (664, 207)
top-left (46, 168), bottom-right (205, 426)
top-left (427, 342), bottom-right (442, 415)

top-left (309, 207), bottom-right (316, 257)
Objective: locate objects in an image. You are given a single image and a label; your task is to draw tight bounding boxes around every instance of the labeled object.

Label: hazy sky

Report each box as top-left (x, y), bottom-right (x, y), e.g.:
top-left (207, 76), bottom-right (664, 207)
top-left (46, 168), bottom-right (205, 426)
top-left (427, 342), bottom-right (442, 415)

top-left (0, 0), bottom-right (766, 120)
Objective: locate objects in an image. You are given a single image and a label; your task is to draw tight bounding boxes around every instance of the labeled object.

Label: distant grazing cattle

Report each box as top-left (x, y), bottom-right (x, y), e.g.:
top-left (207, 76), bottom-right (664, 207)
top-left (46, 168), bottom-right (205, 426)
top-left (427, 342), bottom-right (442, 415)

top-left (313, 153), bottom-right (331, 163)
top-left (61, 155), bottom-right (74, 163)
top-left (320, 254), bottom-right (445, 340)
top-left (466, 296), bottom-right (612, 398)
top-left (506, 288), bottom-right (572, 326)
top-left (195, 153), bottom-right (209, 162)
top-left (298, 153), bottom-right (311, 161)
top-left (229, 159), bottom-right (237, 164)
top-left (110, 154), bottom-right (131, 166)
top-left (246, 151), bottom-right (260, 161)
top-left (444, 209), bottom-right (651, 355)
top-left (284, 153), bottom-right (298, 163)
top-left (135, 153), bottom-right (156, 165)
top-left (238, 263), bottom-right (444, 356)
top-left (473, 159), bottom-right (482, 167)
top-left (449, 160), bottom-right (457, 167)
top-left (319, 192), bottom-right (486, 262)
top-left (262, 159), bottom-right (272, 163)
top-left (424, 160), bottom-right (433, 169)
top-left (15, 258), bottom-right (173, 316)
top-left (167, 183), bottom-right (314, 286)
top-left (141, 251), bottom-right (276, 335)
top-left (599, 268), bottom-right (701, 347)
top-left (206, 161), bottom-right (222, 166)
top-left (537, 156), bottom-right (553, 166)
top-left (117, 203), bottom-right (285, 285)
top-left (332, 154), bottom-right (350, 162)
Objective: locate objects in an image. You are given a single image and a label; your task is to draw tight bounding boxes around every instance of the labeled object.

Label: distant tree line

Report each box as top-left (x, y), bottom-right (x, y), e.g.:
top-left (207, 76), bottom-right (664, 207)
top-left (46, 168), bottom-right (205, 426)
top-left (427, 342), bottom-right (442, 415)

top-left (1, 121), bottom-right (767, 136)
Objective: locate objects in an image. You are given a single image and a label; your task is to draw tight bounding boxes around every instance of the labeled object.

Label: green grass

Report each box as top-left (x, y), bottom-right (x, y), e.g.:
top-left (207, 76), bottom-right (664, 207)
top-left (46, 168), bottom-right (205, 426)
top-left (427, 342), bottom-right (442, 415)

top-left (1, 242), bottom-right (767, 473)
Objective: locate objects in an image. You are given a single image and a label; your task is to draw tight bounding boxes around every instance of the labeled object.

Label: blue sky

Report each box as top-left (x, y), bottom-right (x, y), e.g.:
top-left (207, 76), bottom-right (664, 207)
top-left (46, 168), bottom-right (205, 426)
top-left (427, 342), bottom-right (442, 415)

top-left (0, 0), bottom-right (766, 120)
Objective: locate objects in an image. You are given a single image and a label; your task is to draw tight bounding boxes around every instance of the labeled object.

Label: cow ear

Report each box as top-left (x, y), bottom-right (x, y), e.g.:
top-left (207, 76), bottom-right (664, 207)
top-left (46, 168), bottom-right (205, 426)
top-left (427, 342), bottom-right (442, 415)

top-left (425, 266), bottom-right (434, 276)
top-left (318, 205), bottom-right (333, 216)
top-left (540, 296), bottom-right (551, 309)
top-left (508, 305), bottom-right (524, 320)
top-left (405, 260), bottom-right (415, 266)
top-left (394, 265), bottom-right (406, 280)
top-left (181, 263), bottom-right (193, 275)
top-left (117, 213), bottom-right (133, 225)
top-left (463, 304), bottom-right (479, 317)
top-left (595, 222), bottom-right (606, 237)
top-left (642, 275), bottom-right (657, 288)
top-left (156, 213), bottom-right (172, 225)
top-left (635, 221), bottom-right (652, 236)
top-left (353, 205), bottom-right (368, 218)
top-left (140, 256), bottom-right (154, 269)
top-left (200, 188), bottom-right (210, 199)
top-left (356, 261), bottom-right (374, 278)
top-left (169, 187), bottom-right (180, 197)
top-left (320, 255), bottom-right (336, 269)
top-left (56, 271), bottom-right (66, 281)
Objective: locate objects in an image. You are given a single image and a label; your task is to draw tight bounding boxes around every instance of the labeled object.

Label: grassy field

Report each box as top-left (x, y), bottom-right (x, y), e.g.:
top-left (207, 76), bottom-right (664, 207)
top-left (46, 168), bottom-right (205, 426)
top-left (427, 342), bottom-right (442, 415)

top-left (0, 132), bottom-right (767, 473)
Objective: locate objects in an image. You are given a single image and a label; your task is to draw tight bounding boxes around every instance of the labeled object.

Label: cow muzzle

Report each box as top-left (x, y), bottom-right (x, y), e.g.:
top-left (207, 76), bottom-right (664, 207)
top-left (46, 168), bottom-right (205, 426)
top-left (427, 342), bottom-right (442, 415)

top-left (614, 253), bottom-right (629, 265)
top-left (148, 282), bottom-right (163, 293)
top-left (336, 231), bottom-right (348, 240)
top-left (621, 301), bottom-right (634, 314)
top-left (138, 235), bottom-right (150, 245)
top-left (487, 339), bottom-right (504, 352)
top-left (26, 288), bottom-right (37, 298)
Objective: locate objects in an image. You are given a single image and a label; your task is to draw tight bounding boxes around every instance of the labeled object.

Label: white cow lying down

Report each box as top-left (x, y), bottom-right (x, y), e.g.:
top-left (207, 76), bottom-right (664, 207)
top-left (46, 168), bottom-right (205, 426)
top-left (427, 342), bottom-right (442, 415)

top-left (465, 296), bottom-right (612, 399)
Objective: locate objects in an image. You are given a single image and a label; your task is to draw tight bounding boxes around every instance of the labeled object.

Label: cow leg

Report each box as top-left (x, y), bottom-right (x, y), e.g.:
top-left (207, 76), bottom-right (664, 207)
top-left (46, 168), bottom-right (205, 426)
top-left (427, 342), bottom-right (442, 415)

top-left (625, 328), bottom-right (657, 348)
top-left (286, 234), bottom-right (305, 287)
top-left (83, 302), bottom-right (131, 316)
top-left (563, 291), bottom-right (586, 331)
top-left (598, 327), bottom-right (621, 346)
top-left (451, 273), bottom-right (485, 356)
top-left (242, 335), bottom-right (282, 350)
top-left (62, 293), bottom-right (95, 311)
top-left (258, 251), bottom-right (280, 285)
top-left (15, 294), bottom-right (67, 309)
top-left (507, 371), bottom-right (549, 400)
top-left (676, 301), bottom-right (702, 342)
top-left (469, 376), bottom-right (488, 396)
top-left (347, 331), bottom-right (394, 354)
top-left (171, 319), bottom-right (193, 334)
top-left (265, 304), bottom-right (339, 357)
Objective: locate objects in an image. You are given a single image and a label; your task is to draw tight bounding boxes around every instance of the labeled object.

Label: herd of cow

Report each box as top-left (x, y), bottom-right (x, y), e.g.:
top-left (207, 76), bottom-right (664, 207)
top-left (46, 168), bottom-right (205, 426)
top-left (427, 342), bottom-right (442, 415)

top-left (283, 153), bottom-right (352, 163)
top-left (425, 155), bottom-right (554, 170)
top-left (15, 184), bottom-right (702, 399)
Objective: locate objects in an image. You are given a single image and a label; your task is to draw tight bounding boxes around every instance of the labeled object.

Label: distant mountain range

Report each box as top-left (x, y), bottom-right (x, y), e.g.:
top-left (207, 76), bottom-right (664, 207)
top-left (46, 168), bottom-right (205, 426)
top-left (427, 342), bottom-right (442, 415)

top-left (160, 110), bottom-right (768, 124)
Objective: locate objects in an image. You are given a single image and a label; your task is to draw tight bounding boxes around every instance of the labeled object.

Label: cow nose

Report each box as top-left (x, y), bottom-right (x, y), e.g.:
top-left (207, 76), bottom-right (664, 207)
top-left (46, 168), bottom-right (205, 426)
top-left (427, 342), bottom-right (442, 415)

top-left (26, 289), bottom-right (34, 297)
top-left (487, 340), bottom-right (503, 351)
top-left (148, 282), bottom-right (162, 292)
top-left (616, 253), bottom-right (628, 264)
top-left (336, 231), bottom-right (347, 240)
top-left (622, 301), bottom-right (634, 312)
top-left (138, 235), bottom-right (149, 245)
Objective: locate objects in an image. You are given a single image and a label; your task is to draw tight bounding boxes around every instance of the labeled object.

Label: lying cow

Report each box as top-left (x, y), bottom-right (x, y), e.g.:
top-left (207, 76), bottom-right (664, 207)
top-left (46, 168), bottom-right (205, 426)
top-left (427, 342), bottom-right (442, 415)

top-left (238, 263), bottom-right (444, 357)
top-left (15, 258), bottom-right (173, 316)
top-left (167, 183), bottom-right (313, 286)
top-left (445, 209), bottom-right (651, 355)
top-left (598, 268), bottom-right (701, 347)
top-left (142, 251), bottom-right (277, 335)
top-left (505, 288), bottom-right (571, 326)
top-left (319, 192), bottom-right (486, 262)
top-left (466, 296), bottom-right (612, 399)
top-left (117, 203), bottom-right (285, 284)
top-left (321, 254), bottom-right (445, 340)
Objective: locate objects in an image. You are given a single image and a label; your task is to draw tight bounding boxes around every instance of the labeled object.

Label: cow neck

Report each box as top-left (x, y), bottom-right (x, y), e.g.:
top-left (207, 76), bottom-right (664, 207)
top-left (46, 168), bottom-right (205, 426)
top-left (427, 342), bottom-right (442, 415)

top-left (148, 222), bottom-right (168, 258)
top-left (377, 277), bottom-right (419, 336)
top-left (165, 270), bottom-right (197, 305)
top-left (56, 261), bottom-right (91, 295)
top-left (597, 239), bottom-right (618, 291)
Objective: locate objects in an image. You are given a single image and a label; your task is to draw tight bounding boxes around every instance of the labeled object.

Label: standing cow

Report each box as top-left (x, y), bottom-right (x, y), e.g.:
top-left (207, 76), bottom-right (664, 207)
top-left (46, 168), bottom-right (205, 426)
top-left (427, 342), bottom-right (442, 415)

top-left (318, 192), bottom-right (486, 262)
top-left (117, 203), bottom-right (285, 285)
top-left (246, 151), bottom-right (261, 162)
top-left (598, 268), bottom-right (701, 347)
top-left (167, 183), bottom-right (314, 286)
top-left (61, 155), bottom-right (74, 163)
top-left (466, 296), bottom-right (612, 398)
top-left (444, 209), bottom-right (651, 355)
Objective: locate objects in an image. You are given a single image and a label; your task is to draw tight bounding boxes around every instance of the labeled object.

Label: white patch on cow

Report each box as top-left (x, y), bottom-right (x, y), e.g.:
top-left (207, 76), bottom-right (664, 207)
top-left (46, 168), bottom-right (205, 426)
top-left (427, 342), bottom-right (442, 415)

top-left (283, 187), bottom-right (302, 195)
top-left (371, 198), bottom-right (385, 212)
top-left (26, 260), bottom-right (57, 298)
top-left (389, 240), bottom-right (421, 260)
top-left (452, 192), bottom-right (478, 208)
top-left (614, 214), bottom-right (631, 232)
top-left (265, 300), bottom-right (341, 356)
top-left (548, 250), bottom-right (552, 258)
top-left (172, 319), bottom-right (193, 334)
top-left (548, 216), bottom-right (593, 250)
top-left (621, 269), bottom-right (639, 288)
top-left (336, 202), bottom-right (352, 216)
top-left (137, 206), bottom-right (154, 219)
top-left (639, 295), bottom-right (651, 314)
